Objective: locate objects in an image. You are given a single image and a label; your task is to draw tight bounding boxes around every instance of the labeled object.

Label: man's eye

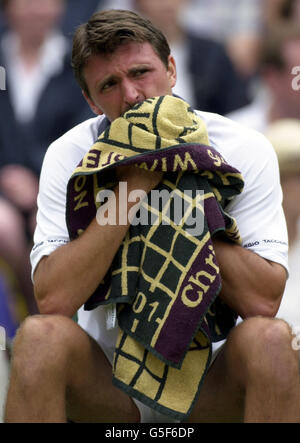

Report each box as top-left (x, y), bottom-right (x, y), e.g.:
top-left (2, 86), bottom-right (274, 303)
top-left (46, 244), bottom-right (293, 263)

top-left (102, 81), bottom-right (116, 91)
top-left (134, 69), bottom-right (148, 77)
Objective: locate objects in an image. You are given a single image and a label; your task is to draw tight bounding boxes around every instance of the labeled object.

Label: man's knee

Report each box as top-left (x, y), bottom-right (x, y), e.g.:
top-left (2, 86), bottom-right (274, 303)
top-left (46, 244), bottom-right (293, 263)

top-left (227, 317), bottom-right (294, 360)
top-left (14, 314), bottom-right (76, 347)
top-left (11, 315), bottom-right (77, 386)
top-left (227, 317), bottom-right (298, 386)
top-left (230, 316), bottom-right (292, 355)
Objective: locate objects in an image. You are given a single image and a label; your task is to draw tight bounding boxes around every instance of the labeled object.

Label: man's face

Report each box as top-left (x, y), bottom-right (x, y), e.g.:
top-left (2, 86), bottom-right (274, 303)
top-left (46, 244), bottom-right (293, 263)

top-left (83, 41), bottom-right (177, 122)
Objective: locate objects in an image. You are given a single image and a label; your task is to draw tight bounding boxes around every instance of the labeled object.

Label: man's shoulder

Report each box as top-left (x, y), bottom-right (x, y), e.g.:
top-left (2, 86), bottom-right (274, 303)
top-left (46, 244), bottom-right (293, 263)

top-left (226, 102), bottom-right (268, 134)
top-left (39, 115), bottom-right (104, 187)
top-left (49, 115), bottom-right (102, 149)
top-left (195, 109), bottom-right (269, 145)
top-left (195, 109), bottom-right (276, 168)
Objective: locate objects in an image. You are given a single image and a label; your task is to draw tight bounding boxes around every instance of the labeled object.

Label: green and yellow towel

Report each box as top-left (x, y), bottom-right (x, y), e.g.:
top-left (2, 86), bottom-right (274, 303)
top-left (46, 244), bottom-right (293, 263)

top-left (66, 95), bottom-right (244, 420)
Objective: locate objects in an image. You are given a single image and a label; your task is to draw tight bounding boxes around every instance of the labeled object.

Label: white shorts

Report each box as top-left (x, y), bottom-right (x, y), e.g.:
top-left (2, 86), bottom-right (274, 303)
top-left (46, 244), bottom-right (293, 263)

top-left (133, 341), bottom-right (225, 423)
top-left (78, 306), bottom-right (224, 423)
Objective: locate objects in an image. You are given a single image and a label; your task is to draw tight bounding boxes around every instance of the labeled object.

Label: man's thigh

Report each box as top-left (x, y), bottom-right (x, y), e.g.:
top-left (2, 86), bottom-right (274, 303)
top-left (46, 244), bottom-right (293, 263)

top-left (188, 316), bottom-right (297, 423)
top-left (187, 341), bottom-right (244, 423)
top-left (67, 321), bottom-right (241, 423)
top-left (37, 316), bottom-right (140, 423)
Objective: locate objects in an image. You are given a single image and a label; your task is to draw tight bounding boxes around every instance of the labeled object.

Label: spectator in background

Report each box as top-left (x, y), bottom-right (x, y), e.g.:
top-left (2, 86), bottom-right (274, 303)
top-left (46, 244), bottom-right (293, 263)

top-left (0, 0), bottom-right (92, 176)
top-left (0, 0), bottom-right (93, 316)
top-left (182, 0), bottom-right (264, 87)
top-left (0, 9), bottom-right (4, 35)
top-left (228, 24), bottom-right (300, 132)
top-left (60, 0), bottom-right (104, 39)
top-left (264, 0), bottom-right (300, 28)
top-left (0, 196), bottom-right (35, 315)
top-left (100, 0), bottom-right (250, 115)
top-left (100, 0), bottom-right (263, 80)
top-left (228, 24), bottom-right (300, 340)
top-left (265, 120), bottom-right (300, 330)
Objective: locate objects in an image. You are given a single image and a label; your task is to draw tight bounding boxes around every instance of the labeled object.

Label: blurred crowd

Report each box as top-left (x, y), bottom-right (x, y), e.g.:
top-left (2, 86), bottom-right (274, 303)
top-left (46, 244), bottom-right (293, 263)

top-left (1, 0), bottom-right (300, 407)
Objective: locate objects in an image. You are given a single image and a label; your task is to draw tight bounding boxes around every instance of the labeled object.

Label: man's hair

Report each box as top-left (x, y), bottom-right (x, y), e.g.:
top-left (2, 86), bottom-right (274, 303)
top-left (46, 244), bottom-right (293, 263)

top-left (71, 9), bottom-right (171, 97)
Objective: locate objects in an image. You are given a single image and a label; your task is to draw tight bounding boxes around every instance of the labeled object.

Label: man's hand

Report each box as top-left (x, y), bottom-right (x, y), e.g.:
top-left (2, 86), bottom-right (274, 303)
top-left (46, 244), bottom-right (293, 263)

top-left (116, 164), bottom-right (163, 193)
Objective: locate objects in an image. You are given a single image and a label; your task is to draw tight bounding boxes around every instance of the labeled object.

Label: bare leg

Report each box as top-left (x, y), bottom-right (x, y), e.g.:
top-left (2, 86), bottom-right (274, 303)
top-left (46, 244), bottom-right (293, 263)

top-left (6, 315), bottom-right (300, 423)
top-left (189, 317), bottom-right (300, 423)
top-left (4, 315), bottom-right (140, 423)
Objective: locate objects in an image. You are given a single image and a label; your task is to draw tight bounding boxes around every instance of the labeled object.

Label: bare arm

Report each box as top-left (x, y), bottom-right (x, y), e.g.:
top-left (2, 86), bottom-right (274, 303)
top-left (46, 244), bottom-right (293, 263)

top-left (212, 236), bottom-right (287, 319)
top-left (34, 165), bottom-right (286, 320)
top-left (34, 167), bottom-right (162, 318)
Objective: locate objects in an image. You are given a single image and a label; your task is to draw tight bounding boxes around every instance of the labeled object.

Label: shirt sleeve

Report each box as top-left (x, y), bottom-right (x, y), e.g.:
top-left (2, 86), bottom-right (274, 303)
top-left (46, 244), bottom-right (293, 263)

top-left (30, 141), bottom-right (72, 281)
top-left (30, 116), bottom-right (103, 282)
top-left (224, 129), bottom-right (289, 272)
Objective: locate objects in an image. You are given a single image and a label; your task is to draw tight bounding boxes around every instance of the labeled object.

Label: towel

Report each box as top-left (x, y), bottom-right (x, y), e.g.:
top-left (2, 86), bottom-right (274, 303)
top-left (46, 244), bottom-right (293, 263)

top-left (66, 95), bottom-right (244, 420)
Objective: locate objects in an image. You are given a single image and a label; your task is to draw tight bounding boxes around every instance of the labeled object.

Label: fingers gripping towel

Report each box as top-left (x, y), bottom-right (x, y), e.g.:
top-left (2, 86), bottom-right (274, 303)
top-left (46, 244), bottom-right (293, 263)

top-left (66, 95), bottom-right (244, 420)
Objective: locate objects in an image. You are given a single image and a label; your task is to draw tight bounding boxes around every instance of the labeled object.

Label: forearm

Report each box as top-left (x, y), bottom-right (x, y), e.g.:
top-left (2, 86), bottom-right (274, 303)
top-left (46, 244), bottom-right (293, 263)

top-left (34, 168), bottom-right (162, 317)
top-left (35, 219), bottom-right (127, 317)
top-left (212, 236), bottom-right (287, 319)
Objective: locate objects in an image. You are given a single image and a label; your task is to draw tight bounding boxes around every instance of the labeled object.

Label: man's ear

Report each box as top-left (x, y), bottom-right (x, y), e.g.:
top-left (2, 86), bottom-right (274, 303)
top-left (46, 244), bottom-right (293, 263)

top-left (167, 55), bottom-right (177, 89)
top-left (82, 90), bottom-right (103, 115)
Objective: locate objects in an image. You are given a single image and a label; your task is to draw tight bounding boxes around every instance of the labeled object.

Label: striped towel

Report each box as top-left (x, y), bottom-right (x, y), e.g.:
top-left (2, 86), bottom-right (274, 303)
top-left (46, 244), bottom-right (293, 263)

top-left (66, 95), bottom-right (244, 420)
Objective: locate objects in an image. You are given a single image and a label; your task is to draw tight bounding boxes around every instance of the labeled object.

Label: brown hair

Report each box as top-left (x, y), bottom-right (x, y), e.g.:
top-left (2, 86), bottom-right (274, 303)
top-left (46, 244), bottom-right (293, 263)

top-left (71, 9), bottom-right (171, 97)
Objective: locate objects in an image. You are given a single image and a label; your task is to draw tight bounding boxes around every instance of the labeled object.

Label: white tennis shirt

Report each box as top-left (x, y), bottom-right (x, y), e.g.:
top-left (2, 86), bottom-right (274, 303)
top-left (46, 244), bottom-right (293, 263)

top-left (30, 111), bottom-right (288, 364)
